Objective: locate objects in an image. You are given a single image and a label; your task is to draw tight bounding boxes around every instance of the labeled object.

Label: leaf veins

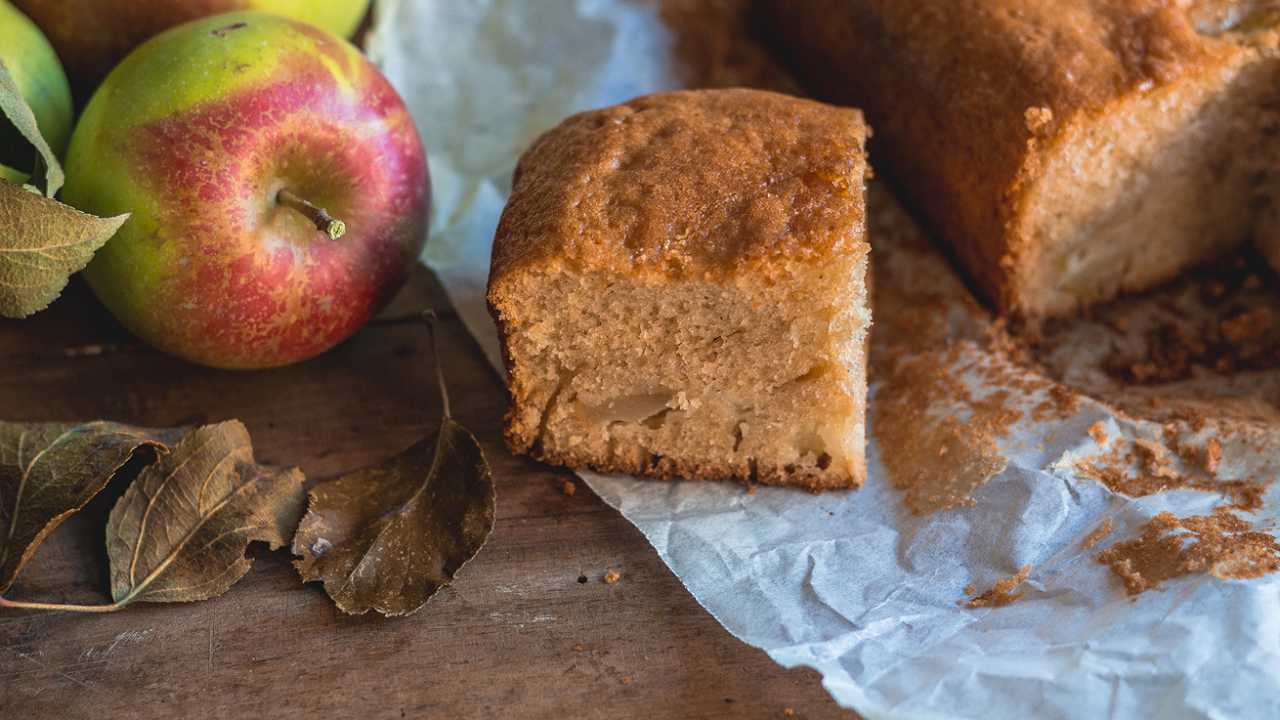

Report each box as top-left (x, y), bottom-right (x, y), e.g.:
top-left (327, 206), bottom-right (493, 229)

top-left (106, 421), bottom-right (306, 605)
top-left (0, 182), bottom-right (129, 318)
top-left (0, 421), bottom-right (183, 592)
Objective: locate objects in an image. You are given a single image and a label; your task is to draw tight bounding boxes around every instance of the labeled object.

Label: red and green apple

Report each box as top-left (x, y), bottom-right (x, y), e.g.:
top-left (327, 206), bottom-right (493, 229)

top-left (62, 11), bottom-right (429, 369)
top-left (12, 0), bottom-right (370, 85)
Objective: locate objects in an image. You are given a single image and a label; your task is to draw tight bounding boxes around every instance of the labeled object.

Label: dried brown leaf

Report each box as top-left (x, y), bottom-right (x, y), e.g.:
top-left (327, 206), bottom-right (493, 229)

top-left (293, 416), bottom-right (495, 616)
top-left (105, 421), bottom-right (306, 606)
top-left (0, 421), bottom-right (183, 591)
top-left (293, 315), bottom-right (495, 617)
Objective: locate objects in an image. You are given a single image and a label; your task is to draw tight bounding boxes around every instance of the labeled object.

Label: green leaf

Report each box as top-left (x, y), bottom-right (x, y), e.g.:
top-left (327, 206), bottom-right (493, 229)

top-left (0, 181), bottom-right (129, 318)
top-left (0, 59), bottom-right (63, 197)
top-left (0, 421), bottom-right (184, 592)
top-left (106, 421), bottom-right (306, 605)
top-left (293, 316), bottom-right (496, 616)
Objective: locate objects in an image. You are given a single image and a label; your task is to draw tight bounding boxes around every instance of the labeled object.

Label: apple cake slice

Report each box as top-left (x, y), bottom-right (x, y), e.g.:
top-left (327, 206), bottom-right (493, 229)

top-left (487, 89), bottom-right (871, 490)
top-left (763, 0), bottom-right (1280, 317)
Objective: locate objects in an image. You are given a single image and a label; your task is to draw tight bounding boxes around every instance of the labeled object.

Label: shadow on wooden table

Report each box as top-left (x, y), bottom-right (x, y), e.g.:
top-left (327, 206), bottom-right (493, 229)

top-left (0, 266), bottom-right (854, 719)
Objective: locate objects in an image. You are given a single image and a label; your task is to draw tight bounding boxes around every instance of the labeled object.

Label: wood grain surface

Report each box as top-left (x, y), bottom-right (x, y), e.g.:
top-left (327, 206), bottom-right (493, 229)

top-left (0, 268), bottom-right (856, 719)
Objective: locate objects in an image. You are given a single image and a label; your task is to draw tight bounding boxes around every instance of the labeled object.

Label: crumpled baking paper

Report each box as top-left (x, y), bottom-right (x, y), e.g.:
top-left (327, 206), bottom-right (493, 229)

top-left (365, 2), bottom-right (1280, 717)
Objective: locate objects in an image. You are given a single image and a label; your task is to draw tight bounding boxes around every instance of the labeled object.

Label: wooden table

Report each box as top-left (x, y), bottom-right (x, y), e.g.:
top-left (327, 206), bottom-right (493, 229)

top-left (0, 268), bottom-right (854, 719)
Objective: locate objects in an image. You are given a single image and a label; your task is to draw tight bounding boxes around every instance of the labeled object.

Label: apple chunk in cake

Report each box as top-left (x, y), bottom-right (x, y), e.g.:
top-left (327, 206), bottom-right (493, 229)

top-left (487, 89), bottom-right (871, 490)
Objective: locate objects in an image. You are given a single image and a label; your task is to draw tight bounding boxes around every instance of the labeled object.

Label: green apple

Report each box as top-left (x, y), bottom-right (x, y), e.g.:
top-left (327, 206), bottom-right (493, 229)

top-left (0, 0), bottom-right (72, 183)
top-left (12, 0), bottom-right (370, 85)
top-left (62, 12), bottom-right (429, 369)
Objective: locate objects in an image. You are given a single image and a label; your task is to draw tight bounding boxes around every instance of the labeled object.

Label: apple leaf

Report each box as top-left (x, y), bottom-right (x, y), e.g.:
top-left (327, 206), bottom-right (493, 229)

top-left (0, 59), bottom-right (63, 197)
top-left (0, 421), bottom-right (185, 592)
top-left (105, 421), bottom-right (306, 606)
top-left (294, 316), bottom-right (495, 616)
top-left (0, 181), bottom-right (129, 318)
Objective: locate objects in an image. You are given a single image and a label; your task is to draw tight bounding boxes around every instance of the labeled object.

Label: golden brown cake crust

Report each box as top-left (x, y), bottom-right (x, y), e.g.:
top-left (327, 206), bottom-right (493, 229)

top-left (489, 88), bottom-right (868, 284)
top-left (761, 0), bottom-right (1264, 313)
top-left (488, 89), bottom-right (870, 490)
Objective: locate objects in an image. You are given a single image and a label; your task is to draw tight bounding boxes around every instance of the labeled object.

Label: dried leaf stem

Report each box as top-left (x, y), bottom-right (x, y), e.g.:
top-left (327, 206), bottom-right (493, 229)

top-left (424, 310), bottom-right (451, 419)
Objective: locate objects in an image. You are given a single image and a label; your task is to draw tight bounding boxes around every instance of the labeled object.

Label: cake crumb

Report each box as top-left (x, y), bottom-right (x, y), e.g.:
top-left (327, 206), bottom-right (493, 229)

top-left (573, 643), bottom-right (587, 652)
top-left (1204, 438), bottom-right (1223, 474)
top-left (965, 565), bottom-right (1031, 608)
top-left (1024, 105), bottom-right (1053, 133)
top-left (1098, 509), bottom-right (1280, 595)
top-left (603, 569), bottom-right (621, 585)
top-left (783, 709), bottom-right (796, 718)
top-left (1221, 480), bottom-right (1267, 512)
top-left (1080, 518), bottom-right (1114, 551)
top-left (1088, 421), bottom-right (1108, 445)
top-left (561, 479), bottom-right (577, 496)
top-left (1133, 439), bottom-right (1179, 480)
top-left (1220, 308), bottom-right (1271, 343)
top-left (1048, 383), bottom-right (1080, 416)
top-left (621, 676), bottom-right (633, 685)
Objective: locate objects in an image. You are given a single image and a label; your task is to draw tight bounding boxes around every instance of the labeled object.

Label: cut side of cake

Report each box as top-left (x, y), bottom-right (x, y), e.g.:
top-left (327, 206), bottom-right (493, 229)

top-left (763, 0), bottom-right (1280, 317)
top-left (487, 89), bottom-right (871, 490)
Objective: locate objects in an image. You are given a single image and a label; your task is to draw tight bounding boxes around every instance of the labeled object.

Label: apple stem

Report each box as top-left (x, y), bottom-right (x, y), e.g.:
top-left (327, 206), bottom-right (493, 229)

top-left (277, 189), bottom-right (346, 239)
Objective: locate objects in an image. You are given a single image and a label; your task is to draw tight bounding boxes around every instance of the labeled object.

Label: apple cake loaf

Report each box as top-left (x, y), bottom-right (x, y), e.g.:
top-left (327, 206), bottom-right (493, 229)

top-left (763, 0), bottom-right (1280, 317)
top-left (487, 89), bottom-right (871, 490)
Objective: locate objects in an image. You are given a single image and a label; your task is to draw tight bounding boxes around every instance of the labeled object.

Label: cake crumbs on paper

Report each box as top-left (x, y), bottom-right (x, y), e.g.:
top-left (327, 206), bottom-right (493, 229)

top-left (1080, 518), bottom-right (1114, 551)
top-left (655, 0), bottom-right (802, 93)
top-left (783, 708), bottom-right (796, 718)
top-left (1097, 509), bottom-right (1280, 596)
top-left (867, 186), bottom-right (1278, 532)
top-left (1088, 421), bottom-right (1109, 445)
top-left (1220, 308), bottom-right (1271, 343)
top-left (1072, 433), bottom-right (1269, 511)
top-left (572, 643), bottom-right (587, 653)
top-left (621, 676), bottom-right (633, 685)
top-left (1049, 383), bottom-right (1080, 415)
top-left (1204, 437), bottom-right (1223, 474)
top-left (1133, 439), bottom-right (1179, 480)
top-left (964, 565), bottom-right (1031, 608)
top-left (561, 479), bottom-right (577, 496)
top-left (872, 345), bottom-right (1015, 514)
top-left (603, 569), bottom-right (621, 585)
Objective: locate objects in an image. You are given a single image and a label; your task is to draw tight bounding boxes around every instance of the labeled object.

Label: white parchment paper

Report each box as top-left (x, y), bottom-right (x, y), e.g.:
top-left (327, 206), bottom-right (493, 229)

top-left (366, 2), bottom-right (1280, 717)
